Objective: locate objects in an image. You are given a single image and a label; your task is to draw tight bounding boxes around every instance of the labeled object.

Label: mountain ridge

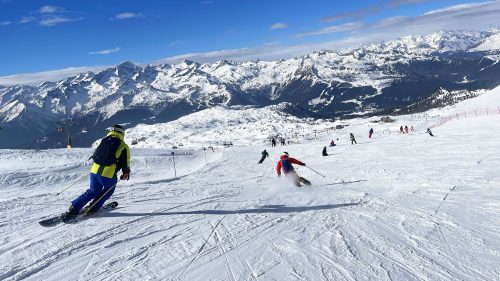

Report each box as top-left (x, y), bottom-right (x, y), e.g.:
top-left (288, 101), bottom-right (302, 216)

top-left (1, 29), bottom-right (500, 148)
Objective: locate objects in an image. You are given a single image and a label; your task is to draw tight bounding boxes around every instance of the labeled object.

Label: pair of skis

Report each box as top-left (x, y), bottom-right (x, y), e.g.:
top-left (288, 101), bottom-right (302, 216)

top-left (39, 201), bottom-right (118, 227)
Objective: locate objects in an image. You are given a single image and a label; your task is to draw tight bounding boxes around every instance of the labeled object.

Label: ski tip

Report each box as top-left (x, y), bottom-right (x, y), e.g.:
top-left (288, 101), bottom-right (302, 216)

top-left (39, 220), bottom-right (59, 227)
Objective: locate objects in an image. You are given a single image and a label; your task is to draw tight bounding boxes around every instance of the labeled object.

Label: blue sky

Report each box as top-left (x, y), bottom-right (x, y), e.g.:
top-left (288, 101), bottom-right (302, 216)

top-left (1, 0), bottom-right (500, 84)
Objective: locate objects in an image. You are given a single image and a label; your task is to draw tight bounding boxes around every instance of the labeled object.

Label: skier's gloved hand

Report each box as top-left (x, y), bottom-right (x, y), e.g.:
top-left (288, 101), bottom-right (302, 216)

top-left (120, 172), bottom-right (130, 180)
top-left (300, 163), bottom-right (306, 166)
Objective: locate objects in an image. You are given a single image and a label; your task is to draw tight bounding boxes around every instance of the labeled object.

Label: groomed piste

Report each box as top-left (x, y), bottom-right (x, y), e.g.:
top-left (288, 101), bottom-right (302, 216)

top-left (1, 87), bottom-right (499, 281)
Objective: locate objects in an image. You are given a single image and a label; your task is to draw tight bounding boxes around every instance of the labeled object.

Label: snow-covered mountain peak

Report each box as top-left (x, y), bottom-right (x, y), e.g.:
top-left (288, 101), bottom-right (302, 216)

top-left (2, 29), bottom-right (500, 148)
top-left (177, 59), bottom-right (199, 68)
top-left (114, 61), bottom-right (142, 78)
top-left (359, 30), bottom-right (491, 55)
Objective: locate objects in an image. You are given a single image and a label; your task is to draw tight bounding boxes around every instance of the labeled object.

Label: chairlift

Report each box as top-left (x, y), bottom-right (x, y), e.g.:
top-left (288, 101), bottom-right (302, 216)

top-left (57, 127), bottom-right (64, 133)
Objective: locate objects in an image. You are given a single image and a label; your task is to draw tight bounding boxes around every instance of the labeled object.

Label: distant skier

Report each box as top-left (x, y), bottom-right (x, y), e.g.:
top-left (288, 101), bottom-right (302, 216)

top-left (330, 140), bottom-right (336, 146)
top-left (276, 152), bottom-right (311, 187)
top-left (400, 126), bottom-right (404, 133)
top-left (62, 124), bottom-right (131, 220)
top-left (410, 125), bottom-right (414, 132)
top-left (350, 133), bottom-right (357, 144)
top-left (322, 146), bottom-right (328, 156)
top-left (426, 128), bottom-right (434, 137)
top-left (271, 138), bottom-right (276, 147)
top-left (404, 125), bottom-right (409, 134)
top-left (369, 128), bottom-right (374, 138)
top-left (258, 149), bottom-right (269, 164)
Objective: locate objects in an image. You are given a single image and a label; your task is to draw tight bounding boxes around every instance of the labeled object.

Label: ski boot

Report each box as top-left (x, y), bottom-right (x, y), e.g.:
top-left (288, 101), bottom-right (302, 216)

top-left (61, 205), bottom-right (79, 222)
top-left (299, 177), bottom-right (312, 186)
top-left (81, 203), bottom-right (97, 217)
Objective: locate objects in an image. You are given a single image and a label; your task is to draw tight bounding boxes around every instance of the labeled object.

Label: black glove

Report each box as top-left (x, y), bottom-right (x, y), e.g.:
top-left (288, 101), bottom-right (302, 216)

top-left (300, 163), bottom-right (306, 166)
top-left (120, 172), bottom-right (130, 180)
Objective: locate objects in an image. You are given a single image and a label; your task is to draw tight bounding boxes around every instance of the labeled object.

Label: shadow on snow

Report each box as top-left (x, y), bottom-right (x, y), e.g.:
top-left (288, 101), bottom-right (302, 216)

top-left (321, 179), bottom-right (367, 186)
top-left (140, 176), bottom-right (184, 185)
top-left (101, 202), bottom-right (361, 218)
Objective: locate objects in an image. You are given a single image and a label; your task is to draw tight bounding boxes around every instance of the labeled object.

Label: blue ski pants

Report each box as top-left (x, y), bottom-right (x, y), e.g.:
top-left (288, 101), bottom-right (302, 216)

top-left (72, 173), bottom-right (117, 211)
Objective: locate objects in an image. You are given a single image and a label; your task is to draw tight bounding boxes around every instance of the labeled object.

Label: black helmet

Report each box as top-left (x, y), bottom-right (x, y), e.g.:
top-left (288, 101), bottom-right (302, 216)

top-left (110, 124), bottom-right (125, 135)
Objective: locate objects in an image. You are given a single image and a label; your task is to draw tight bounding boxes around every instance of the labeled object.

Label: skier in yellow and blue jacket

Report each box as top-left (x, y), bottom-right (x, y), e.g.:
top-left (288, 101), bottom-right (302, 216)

top-left (64, 124), bottom-right (130, 219)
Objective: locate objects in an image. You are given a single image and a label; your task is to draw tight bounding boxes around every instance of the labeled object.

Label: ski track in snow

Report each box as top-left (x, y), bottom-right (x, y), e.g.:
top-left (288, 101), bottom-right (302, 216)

top-left (1, 100), bottom-right (500, 280)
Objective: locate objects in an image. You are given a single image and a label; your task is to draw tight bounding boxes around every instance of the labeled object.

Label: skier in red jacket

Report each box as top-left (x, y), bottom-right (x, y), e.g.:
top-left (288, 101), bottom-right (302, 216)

top-left (276, 152), bottom-right (311, 187)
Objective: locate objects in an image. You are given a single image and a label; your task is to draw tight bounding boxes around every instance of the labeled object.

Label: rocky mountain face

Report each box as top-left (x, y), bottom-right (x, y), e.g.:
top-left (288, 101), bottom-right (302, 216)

top-left (1, 30), bottom-right (500, 148)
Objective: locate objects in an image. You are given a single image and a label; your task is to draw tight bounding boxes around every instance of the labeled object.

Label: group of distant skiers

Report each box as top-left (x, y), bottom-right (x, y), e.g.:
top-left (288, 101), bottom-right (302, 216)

top-left (258, 124), bottom-right (437, 188)
top-left (399, 125), bottom-right (414, 134)
top-left (399, 125), bottom-right (434, 136)
top-left (270, 137), bottom-right (288, 147)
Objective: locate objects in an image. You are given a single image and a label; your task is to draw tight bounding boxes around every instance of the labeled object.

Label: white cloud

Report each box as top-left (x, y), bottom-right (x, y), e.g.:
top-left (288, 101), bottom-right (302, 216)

top-left (115, 12), bottom-right (144, 20)
top-left (18, 5), bottom-right (82, 27)
top-left (89, 47), bottom-right (121, 55)
top-left (269, 23), bottom-right (289, 31)
top-left (0, 20), bottom-right (11, 26)
top-left (369, 16), bottom-right (409, 29)
top-left (38, 5), bottom-right (62, 14)
top-left (154, 40), bottom-right (355, 65)
top-left (424, 1), bottom-right (493, 15)
top-left (168, 41), bottom-right (183, 47)
top-left (0, 66), bottom-right (108, 86)
top-left (39, 16), bottom-right (83, 27)
top-left (321, 0), bottom-right (439, 22)
top-left (153, 38), bottom-right (370, 66)
top-left (19, 16), bottom-right (36, 24)
top-left (296, 22), bottom-right (364, 37)
top-left (300, 1), bottom-right (500, 38)
top-left (369, 1), bottom-right (500, 32)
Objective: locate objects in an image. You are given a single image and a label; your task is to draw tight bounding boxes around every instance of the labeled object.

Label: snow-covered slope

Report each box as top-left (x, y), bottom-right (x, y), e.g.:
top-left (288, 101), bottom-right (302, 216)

top-left (2, 30), bottom-right (500, 149)
top-left (1, 86), bottom-right (499, 280)
top-left (470, 32), bottom-right (500, 52)
top-left (124, 105), bottom-right (337, 149)
top-left (446, 84), bottom-right (500, 111)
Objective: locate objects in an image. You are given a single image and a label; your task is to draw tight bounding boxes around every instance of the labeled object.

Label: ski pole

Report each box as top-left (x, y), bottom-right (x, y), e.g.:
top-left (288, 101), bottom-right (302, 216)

top-left (305, 165), bottom-right (326, 178)
top-left (55, 173), bottom-right (88, 196)
top-left (83, 179), bottom-right (121, 216)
